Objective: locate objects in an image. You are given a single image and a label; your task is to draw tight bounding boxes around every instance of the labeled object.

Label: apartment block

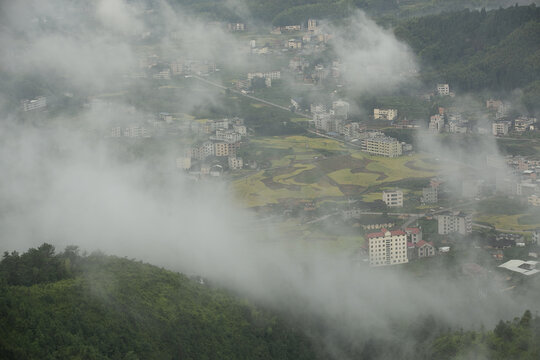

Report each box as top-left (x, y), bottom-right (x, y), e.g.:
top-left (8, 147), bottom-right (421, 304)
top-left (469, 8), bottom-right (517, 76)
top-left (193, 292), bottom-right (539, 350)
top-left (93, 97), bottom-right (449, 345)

top-left (367, 228), bottom-right (408, 266)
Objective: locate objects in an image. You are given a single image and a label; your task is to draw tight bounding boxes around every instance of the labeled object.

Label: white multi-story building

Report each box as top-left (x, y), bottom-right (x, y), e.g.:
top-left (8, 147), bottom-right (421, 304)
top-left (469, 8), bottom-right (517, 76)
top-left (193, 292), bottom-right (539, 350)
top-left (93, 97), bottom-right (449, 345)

top-left (332, 100), bottom-right (349, 119)
top-left (176, 157), bottom-right (192, 170)
top-left (437, 211), bottom-right (472, 235)
top-left (492, 121), bottom-right (511, 136)
top-left (421, 187), bottom-right (438, 204)
top-left (123, 125), bottom-right (151, 138)
top-left (373, 108), bottom-right (397, 121)
top-left (111, 126), bottom-right (122, 138)
top-left (367, 228), bottom-right (408, 266)
top-left (247, 71), bottom-right (281, 80)
top-left (310, 103), bottom-right (327, 114)
top-left (437, 84), bottom-right (450, 96)
top-left (21, 96), bottom-right (47, 112)
top-left (362, 137), bottom-right (403, 157)
top-left (429, 115), bottom-right (445, 133)
top-left (382, 189), bottom-right (403, 207)
top-left (228, 156), bottom-right (243, 170)
top-left (212, 129), bottom-right (242, 143)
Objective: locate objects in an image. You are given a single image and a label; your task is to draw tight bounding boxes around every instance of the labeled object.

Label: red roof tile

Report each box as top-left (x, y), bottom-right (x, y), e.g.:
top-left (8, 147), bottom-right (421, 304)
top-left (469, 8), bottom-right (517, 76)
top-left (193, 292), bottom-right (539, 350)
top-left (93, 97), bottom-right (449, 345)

top-left (405, 227), bottom-right (420, 234)
top-left (366, 228), bottom-right (406, 239)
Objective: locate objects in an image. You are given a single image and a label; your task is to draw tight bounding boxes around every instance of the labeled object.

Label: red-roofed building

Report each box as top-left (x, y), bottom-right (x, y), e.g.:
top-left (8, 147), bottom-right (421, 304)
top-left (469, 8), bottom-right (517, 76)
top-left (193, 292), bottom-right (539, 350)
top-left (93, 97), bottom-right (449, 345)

top-left (367, 228), bottom-right (408, 266)
top-left (405, 227), bottom-right (422, 244)
top-left (407, 240), bottom-right (436, 260)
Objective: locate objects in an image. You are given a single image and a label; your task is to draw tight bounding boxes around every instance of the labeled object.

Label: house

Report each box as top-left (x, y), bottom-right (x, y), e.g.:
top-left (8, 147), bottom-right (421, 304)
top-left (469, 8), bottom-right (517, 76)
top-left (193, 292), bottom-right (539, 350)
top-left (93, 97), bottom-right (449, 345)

top-left (492, 121), bottom-right (510, 136)
top-left (532, 229), bottom-right (540, 244)
top-left (21, 96), bottom-right (47, 112)
top-left (421, 187), bottom-right (438, 204)
top-left (373, 108), bottom-right (397, 121)
top-left (332, 100), bottom-right (349, 120)
top-left (408, 240), bottom-right (435, 260)
top-left (382, 189), bottom-right (403, 207)
top-left (437, 84), bottom-right (450, 96)
top-left (367, 228), bottom-right (408, 266)
top-left (228, 156), bottom-right (243, 170)
top-left (514, 116), bottom-right (537, 132)
top-left (307, 19), bottom-right (318, 32)
top-left (405, 227), bottom-right (422, 244)
top-left (176, 157), bottom-right (192, 170)
top-left (287, 39), bottom-right (302, 49)
top-left (429, 115), bottom-right (444, 133)
top-left (437, 211), bottom-right (472, 235)
top-left (361, 136), bottom-right (403, 157)
top-left (228, 23), bottom-right (246, 32)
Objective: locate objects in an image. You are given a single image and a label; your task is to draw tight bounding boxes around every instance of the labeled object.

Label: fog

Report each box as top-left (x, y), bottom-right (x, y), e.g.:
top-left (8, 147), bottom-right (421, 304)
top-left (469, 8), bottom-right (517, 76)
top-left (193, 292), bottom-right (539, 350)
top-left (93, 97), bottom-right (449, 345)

top-left (0, 1), bottom-right (537, 359)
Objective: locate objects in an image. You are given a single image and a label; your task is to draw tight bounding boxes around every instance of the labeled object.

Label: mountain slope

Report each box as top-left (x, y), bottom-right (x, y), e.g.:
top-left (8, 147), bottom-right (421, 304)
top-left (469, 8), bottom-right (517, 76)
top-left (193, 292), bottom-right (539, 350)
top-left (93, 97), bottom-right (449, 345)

top-left (0, 246), bottom-right (316, 360)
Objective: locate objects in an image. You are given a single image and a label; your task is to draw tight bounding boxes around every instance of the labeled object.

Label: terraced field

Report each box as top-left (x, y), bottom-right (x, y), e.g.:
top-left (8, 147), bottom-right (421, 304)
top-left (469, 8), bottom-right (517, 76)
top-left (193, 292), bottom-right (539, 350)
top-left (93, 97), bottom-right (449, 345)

top-left (233, 136), bottom-right (439, 207)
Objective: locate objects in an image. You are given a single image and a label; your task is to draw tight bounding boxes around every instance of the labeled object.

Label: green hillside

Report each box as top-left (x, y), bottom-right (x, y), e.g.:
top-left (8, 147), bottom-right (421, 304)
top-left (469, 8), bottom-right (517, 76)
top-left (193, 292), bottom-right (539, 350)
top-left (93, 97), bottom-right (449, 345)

top-left (0, 244), bottom-right (316, 360)
top-left (395, 5), bottom-right (540, 96)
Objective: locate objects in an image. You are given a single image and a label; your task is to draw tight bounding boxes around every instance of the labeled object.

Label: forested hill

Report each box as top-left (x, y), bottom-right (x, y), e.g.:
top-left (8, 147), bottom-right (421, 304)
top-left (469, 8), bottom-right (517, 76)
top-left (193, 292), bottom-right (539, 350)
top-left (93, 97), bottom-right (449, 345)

top-left (167, 0), bottom-right (526, 25)
top-left (0, 244), bottom-right (316, 360)
top-left (395, 5), bottom-right (540, 102)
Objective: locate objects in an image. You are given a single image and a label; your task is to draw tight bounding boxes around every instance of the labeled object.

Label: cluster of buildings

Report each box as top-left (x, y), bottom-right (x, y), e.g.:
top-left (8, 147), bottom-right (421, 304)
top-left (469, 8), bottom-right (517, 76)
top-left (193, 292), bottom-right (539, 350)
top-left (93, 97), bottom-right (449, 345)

top-left (492, 115), bottom-right (537, 136)
top-left (177, 117), bottom-right (247, 175)
top-left (366, 226), bottom-right (436, 266)
top-left (428, 107), bottom-right (469, 134)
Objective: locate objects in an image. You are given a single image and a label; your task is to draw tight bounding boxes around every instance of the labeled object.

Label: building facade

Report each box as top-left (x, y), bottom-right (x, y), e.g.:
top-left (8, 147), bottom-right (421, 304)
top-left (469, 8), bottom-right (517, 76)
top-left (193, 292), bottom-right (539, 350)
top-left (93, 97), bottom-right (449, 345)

top-left (437, 211), bottom-right (472, 235)
top-left (367, 228), bottom-right (408, 266)
top-left (382, 189), bottom-right (403, 207)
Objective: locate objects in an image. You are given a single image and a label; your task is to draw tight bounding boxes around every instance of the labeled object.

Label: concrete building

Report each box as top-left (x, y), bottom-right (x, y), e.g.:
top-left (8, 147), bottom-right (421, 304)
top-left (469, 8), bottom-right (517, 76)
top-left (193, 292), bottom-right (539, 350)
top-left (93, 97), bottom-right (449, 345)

top-left (247, 71), bottom-right (281, 80)
top-left (362, 136), bottom-right (403, 157)
top-left (437, 84), bottom-right (450, 96)
top-left (429, 115), bottom-right (444, 133)
top-left (228, 156), bottom-right (243, 170)
top-left (382, 189), bottom-right (403, 207)
top-left (176, 157), bottom-right (192, 170)
top-left (415, 240), bottom-right (436, 259)
top-left (307, 19), bottom-right (318, 32)
top-left (123, 125), bottom-right (151, 138)
top-left (21, 96), bottom-right (47, 111)
top-left (421, 187), bottom-right (438, 204)
top-left (492, 121), bottom-right (510, 136)
top-left (514, 116), bottom-right (537, 132)
top-left (367, 228), bottom-right (408, 266)
top-left (287, 39), bottom-right (302, 49)
top-left (373, 108), bottom-right (397, 121)
top-left (405, 227), bottom-right (422, 244)
top-left (332, 100), bottom-right (349, 120)
top-left (528, 194), bottom-right (540, 206)
top-left (437, 211), bottom-right (472, 235)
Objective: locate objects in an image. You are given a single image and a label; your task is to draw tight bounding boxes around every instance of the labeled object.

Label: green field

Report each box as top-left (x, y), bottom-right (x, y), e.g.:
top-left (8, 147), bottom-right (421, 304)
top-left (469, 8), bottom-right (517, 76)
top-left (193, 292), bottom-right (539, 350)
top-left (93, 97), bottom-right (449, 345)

top-left (233, 135), bottom-right (438, 207)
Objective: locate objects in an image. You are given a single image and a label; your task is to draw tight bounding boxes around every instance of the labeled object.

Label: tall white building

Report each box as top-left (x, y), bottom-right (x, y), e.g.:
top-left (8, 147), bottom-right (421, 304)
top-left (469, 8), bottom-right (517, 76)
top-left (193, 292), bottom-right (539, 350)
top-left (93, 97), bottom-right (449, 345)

top-left (382, 189), bottom-right (403, 207)
top-left (367, 228), bottom-right (408, 266)
top-left (437, 211), bottom-right (472, 235)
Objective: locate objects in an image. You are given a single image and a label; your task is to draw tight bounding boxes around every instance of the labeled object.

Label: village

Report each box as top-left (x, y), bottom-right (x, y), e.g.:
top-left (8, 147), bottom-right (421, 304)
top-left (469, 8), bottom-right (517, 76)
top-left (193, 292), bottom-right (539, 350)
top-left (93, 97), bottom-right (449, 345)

top-left (18, 17), bottom-right (540, 284)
